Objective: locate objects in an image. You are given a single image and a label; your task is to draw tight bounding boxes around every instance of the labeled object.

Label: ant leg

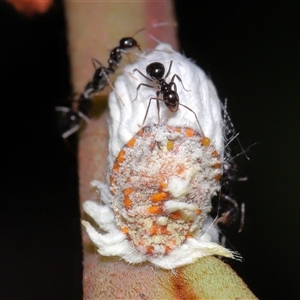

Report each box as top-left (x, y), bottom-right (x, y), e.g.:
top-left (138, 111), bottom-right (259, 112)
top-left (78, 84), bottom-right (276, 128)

top-left (178, 103), bottom-right (204, 136)
top-left (164, 60), bottom-right (173, 80)
top-left (77, 110), bottom-right (90, 123)
top-left (106, 77), bottom-right (125, 106)
top-left (142, 97), bottom-right (163, 126)
top-left (55, 106), bottom-right (71, 113)
top-left (171, 74), bottom-right (190, 92)
top-left (55, 107), bottom-right (88, 139)
top-left (119, 48), bottom-right (142, 63)
top-left (132, 83), bottom-right (155, 102)
top-left (92, 58), bottom-right (104, 69)
top-left (156, 95), bottom-right (161, 125)
top-left (62, 124), bottom-right (81, 139)
top-left (142, 97), bottom-right (153, 126)
top-left (62, 111), bottom-right (90, 139)
top-left (238, 203), bottom-right (245, 233)
top-left (132, 68), bottom-right (153, 81)
top-left (156, 100), bottom-right (160, 125)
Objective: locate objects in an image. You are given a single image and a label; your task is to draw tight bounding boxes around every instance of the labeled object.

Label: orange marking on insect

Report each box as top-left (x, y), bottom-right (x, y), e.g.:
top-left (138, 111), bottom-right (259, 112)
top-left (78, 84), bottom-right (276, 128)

top-left (201, 136), bottom-right (211, 147)
top-left (109, 176), bottom-right (115, 185)
top-left (149, 141), bottom-right (156, 150)
top-left (185, 128), bottom-right (195, 137)
top-left (165, 246), bottom-right (172, 254)
top-left (211, 150), bottom-right (219, 157)
top-left (169, 239), bottom-right (177, 247)
top-left (175, 127), bottom-right (181, 133)
top-left (169, 211), bottom-right (182, 220)
top-left (158, 175), bottom-right (168, 190)
top-left (185, 232), bottom-right (193, 239)
top-left (121, 227), bottom-right (129, 234)
top-left (176, 164), bottom-right (185, 175)
top-left (123, 188), bottom-right (134, 195)
top-left (117, 149), bottom-right (126, 163)
top-left (150, 223), bottom-right (159, 235)
top-left (124, 195), bottom-right (132, 208)
top-left (160, 226), bottom-right (170, 235)
top-left (148, 205), bottom-right (163, 214)
top-left (127, 137), bottom-right (136, 148)
top-left (195, 208), bottom-right (202, 215)
top-left (213, 163), bottom-right (221, 168)
top-left (150, 192), bottom-right (169, 203)
top-left (137, 128), bottom-right (144, 136)
top-left (112, 162), bottom-right (119, 173)
top-left (146, 246), bottom-right (153, 255)
top-left (215, 173), bottom-right (222, 181)
top-left (166, 140), bottom-right (174, 151)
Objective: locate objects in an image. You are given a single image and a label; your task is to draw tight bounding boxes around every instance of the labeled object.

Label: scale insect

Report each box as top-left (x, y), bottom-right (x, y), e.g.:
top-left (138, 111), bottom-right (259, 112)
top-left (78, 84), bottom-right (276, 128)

top-left (82, 43), bottom-right (241, 269)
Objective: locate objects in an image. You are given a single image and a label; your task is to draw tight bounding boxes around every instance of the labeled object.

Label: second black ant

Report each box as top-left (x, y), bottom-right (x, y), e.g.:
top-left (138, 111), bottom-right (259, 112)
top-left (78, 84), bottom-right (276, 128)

top-left (56, 36), bottom-right (141, 139)
top-left (132, 60), bottom-right (204, 135)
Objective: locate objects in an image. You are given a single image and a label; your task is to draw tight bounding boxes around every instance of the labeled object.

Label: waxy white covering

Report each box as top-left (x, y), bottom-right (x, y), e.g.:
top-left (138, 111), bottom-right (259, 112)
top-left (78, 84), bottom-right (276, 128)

top-left (108, 43), bottom-right (224, 168)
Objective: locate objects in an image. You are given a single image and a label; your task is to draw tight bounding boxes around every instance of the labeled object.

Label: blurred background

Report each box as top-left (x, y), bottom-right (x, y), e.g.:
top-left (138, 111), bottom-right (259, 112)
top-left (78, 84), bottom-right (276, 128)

top-left (1, 0), bottom-right (299, 299)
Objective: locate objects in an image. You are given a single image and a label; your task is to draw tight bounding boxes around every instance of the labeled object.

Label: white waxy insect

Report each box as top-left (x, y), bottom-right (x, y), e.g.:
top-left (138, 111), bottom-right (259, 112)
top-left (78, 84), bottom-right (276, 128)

top-left (82, 43), bottom-right (238, 269)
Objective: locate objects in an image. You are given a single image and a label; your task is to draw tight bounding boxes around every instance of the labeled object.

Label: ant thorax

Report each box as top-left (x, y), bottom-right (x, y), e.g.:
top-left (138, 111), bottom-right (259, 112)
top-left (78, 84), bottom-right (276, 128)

top-left (82, 43), bottom-right (240, 269)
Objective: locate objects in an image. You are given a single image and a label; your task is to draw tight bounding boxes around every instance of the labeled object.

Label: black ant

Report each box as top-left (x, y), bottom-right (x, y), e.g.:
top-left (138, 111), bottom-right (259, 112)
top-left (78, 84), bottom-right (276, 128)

top-left (56, 37), bottom-right (141, 139)
top-left (132, 61), bottom-right (203, 135)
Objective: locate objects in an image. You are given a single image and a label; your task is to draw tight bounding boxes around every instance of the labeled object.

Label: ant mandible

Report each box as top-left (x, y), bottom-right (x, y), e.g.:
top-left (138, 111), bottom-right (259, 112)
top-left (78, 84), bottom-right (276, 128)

top-left (132, 61), bottom-right (203, 135)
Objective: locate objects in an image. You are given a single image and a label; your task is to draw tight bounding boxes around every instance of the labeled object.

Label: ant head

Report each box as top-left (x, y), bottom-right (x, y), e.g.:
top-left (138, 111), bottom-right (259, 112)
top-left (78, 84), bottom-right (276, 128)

top-left (146, 62), bottom-right (165, 80)
top-left (119, 37), bottom-right (141, 51)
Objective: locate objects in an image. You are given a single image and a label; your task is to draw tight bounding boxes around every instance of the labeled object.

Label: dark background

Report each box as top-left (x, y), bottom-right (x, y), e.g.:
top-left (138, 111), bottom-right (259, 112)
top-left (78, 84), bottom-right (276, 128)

top-left (1, 0), bottom-right (299, 299)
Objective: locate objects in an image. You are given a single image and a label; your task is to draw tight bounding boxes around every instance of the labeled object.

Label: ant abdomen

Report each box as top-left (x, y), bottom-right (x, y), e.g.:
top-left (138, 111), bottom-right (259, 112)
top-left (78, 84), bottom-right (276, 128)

top-left (163, 91), bottom-right (179, 112)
